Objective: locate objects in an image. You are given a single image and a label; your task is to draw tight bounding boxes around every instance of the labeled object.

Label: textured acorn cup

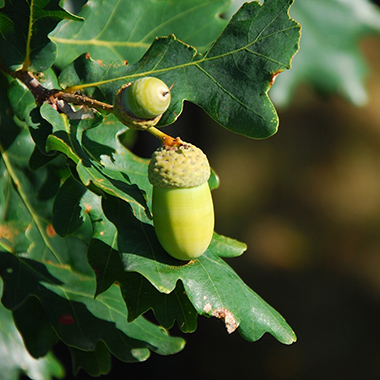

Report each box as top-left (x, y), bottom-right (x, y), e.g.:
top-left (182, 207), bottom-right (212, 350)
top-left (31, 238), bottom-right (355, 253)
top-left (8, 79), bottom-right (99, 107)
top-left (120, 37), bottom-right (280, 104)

top-left (113, 77), bottom-right (171, 130)
top-left (148, 143), bottom-right (214, 261)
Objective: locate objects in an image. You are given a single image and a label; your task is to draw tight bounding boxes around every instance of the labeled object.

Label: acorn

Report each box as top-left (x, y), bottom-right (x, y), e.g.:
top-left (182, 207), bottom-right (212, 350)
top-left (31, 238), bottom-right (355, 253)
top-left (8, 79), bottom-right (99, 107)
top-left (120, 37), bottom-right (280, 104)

top-left (113, 77), bottom-right (171, 130)
top-left (148, 142), bottom-right (214, 261)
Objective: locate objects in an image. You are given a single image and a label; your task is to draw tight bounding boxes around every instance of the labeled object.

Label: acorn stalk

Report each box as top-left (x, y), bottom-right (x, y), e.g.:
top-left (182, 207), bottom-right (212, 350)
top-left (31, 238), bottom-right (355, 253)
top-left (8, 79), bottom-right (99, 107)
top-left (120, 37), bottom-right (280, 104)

top-left (148, 142), bottom-right (214, 261)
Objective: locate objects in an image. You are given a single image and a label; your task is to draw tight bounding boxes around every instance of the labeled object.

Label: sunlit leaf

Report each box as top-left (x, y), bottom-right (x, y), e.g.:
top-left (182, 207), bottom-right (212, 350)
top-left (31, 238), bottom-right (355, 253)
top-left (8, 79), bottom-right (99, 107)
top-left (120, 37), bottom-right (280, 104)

top-left (52, 0), bottom-right (231, 68)
top-left (58, 0), bottom-right (300, 139)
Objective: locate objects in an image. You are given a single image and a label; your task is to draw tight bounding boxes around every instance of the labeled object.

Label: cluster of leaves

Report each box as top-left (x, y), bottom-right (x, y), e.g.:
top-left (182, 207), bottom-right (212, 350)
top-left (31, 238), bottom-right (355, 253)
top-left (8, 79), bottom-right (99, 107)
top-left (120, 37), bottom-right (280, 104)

top-left (0, 0), bottom-right (300, 378)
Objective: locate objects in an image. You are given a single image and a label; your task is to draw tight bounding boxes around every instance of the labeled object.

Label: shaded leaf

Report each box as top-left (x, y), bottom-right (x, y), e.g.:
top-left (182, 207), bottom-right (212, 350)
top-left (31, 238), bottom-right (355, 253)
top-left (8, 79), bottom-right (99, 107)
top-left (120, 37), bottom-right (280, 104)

top-left (81, 190), bottom-right (198, 333)
top-left (121, 272), bottom-right (198, 333)
top-left (0, 125), bottom-right (185, 375)
top-left (0, 281), bottom-right (65, 380)
top-left (51, 0), bottom-right (230, 68)
top-left (39, 103), bottom-right (151, 223)
top-left (70, 342), bottom-right (111, 377)
top-left (53, 176), bottom-right (87, 237)
top-left (84, 189), bottom-right (125, 296)
top-left (58, 0), bottom-right (300, 139)
top-left (0, 252), bottom-right (186, 363)
top-left (7, 69), bottom-right (66, 161)
top-left (0, 0), bottom-right (82, 72)
top-left (8, 78), bottom-right (37, 124)
top-left (12, 295), bottom-right (58, 360)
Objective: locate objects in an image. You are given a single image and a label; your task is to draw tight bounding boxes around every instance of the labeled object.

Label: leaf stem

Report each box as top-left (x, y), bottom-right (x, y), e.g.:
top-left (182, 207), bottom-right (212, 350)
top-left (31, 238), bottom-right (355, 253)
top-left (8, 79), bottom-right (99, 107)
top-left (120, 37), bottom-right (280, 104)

top-left (12, 70), bottom-right (56, 104)
top-left (54, 91), bottom-right (114, 113)
top-left (10, 70), bottom-right (114, 113)
top-left (146, 127), bottom-right (182, 146)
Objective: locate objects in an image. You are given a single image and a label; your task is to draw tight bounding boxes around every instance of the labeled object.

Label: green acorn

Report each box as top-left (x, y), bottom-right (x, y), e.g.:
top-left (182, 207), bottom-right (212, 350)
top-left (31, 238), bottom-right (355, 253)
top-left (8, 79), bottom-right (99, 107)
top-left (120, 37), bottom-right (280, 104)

top-left (113, 77), bottom-right (171, 129)
top-left (148, 142), bottom-right (214, 261)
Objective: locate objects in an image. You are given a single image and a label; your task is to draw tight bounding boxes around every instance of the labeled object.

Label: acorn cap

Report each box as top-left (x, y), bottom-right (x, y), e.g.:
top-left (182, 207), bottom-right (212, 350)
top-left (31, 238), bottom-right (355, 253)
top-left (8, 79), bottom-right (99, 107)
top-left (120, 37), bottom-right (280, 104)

top-left (148, 142), bottom-right (210, 188)
top-left (113, 82), bottom-right (163, 130)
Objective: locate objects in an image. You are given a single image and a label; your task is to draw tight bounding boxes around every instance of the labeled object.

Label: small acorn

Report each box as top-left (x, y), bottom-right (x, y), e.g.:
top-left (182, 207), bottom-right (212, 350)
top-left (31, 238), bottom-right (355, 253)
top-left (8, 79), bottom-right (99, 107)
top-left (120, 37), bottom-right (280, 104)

top-left (113, 77), bottom-right (171, 129)
top-left (148, 142), bottom-right (214, 261)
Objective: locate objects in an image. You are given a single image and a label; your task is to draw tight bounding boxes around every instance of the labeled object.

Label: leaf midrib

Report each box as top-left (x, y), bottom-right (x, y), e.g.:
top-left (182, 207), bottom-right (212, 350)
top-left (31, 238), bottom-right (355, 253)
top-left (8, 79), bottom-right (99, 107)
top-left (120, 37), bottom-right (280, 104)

top-left (22, 0), bottom-right (34, 70)
top-left (0, 144), bottom-right (63, 264)
top-left (67, 22), bottom-right (298, 94)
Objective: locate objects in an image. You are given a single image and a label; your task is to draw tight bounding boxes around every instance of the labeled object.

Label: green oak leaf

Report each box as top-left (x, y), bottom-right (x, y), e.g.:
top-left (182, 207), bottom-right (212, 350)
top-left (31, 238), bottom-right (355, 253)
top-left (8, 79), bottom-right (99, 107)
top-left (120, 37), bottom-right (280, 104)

top-left (52, 175), bottom-right (88, 237)
top-left (0, 251), bottom-right (186, 364)
top-left (50, 127), bottom-right (242, 334)
top-left (101, 196), bottom-right (296, 345)
top-left (32, 102), bottom-right (150, 222)
top-left (0, 281), bottom-right (65, 380)
top-left (87, 225), bottom-right (199, 333)
top-left (0, 125), bottom-right (185, 376)
top-left (0, 0), bottom-right (82, 72)
top-left (12, 296), bottom-right (58, 359)
top-left (58, 0), bottom-right (300, 139)
top-left (51, 0), bottom-right (231, 68)
top-left (86, 206), bottom-right (244, 335)
top-left (121, 272), bottom-right (198, 333)
top-left (7, 79), bottom-right (37, 124)
top-left (69, 342), bottom-right (111, 377)
top-left (82, 193), bottom-right (199, 332)
top-left (272, 0), bottom-right (380, 107)
top-left (43, 101), bottom-right (218, 231)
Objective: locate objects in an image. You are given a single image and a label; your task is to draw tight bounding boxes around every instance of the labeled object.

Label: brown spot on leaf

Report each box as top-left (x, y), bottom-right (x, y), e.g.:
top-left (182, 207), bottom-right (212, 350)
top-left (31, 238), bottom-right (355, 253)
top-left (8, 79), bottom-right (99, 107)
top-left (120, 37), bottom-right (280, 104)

top-left (0, 225), bottom-right (16, 242)
top-left (46, 224), bottom-right (56, 237)
top-left (84, 203), bottom-right (92, 213)
top-left (270, 70), bottom-right (282, 87)
top-left (203, 303), bottom-right (238, 334)
top-left (212, 308), bottom-right (238, 334)
top-left (203, 302), bottom-right (212, 313)
top-left (85, 52), bottom-right (91, 59)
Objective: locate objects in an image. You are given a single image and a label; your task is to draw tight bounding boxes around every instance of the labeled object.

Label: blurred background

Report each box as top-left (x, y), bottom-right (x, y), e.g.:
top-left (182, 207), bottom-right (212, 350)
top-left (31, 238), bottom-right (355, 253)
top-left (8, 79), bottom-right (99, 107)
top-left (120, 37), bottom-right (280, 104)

top-left (49, 0), bottom-right (380, 379)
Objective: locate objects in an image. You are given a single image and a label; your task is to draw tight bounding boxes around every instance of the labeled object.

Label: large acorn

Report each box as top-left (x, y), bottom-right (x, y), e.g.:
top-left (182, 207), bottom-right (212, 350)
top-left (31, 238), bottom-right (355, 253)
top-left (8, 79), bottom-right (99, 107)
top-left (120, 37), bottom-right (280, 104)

top-left (148, 142), bottom-right (214, 261)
